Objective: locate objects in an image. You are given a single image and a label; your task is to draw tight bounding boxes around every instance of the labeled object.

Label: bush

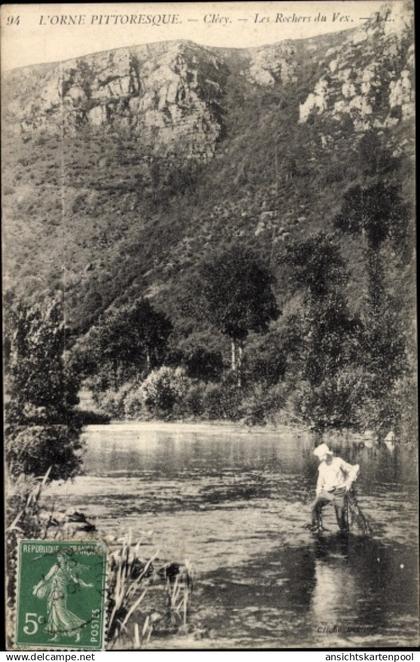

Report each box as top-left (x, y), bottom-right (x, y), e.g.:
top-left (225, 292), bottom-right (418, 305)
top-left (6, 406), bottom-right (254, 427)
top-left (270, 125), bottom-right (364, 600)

top-left (201, 378), bottom-right (242, 420)
top-left (239, 384), bottom-right (286, 426)
top-left (181, 382), bottom-right (205, 417)
top-left (74, 410), bottom-right (111, 425)
top-left (141, 367), bottom-right (190, 418)
top-left (96, 389), bottom-right (122, 418)
top-left (294, 367), bottom-right (371, 431)
top-left (97, 382), bottom-right (134, 419)
top-left (7, 425), bottom-right (83, 480)
top-left (353, 373), bottom-right (414, 439)
top-left (123, 385), bottom-right (145, 420)
top-left (200, 383), bottom-right (222, 420)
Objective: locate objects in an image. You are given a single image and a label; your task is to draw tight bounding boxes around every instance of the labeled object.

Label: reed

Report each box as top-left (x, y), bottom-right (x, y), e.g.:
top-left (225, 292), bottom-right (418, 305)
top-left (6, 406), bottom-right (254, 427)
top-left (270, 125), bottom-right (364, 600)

top-left (6, 468), bottom-right (53, 646)
top-left (164, 560), bottom-right (193, 630)
top-left (107, 530), bottom-right (158, 647)
top-left (6, 467), bottom-right (52, 537)
top-left (106, 535), bottom-right (194, 649)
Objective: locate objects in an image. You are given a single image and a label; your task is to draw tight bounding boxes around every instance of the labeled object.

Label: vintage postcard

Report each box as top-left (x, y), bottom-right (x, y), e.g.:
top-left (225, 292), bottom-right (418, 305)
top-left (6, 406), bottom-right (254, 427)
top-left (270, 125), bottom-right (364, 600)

top-left (2, 1), bottom-right (417, 651)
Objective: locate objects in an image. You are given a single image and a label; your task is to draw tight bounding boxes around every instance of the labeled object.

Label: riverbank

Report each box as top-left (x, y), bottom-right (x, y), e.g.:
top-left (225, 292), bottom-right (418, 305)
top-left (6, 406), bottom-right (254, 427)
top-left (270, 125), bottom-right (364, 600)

top-left (85, 418), bottom-right (399, 452)
top-left (80, 389), bottom-right (407, 447)
top-left (89, 418), bottom-right (305, 434)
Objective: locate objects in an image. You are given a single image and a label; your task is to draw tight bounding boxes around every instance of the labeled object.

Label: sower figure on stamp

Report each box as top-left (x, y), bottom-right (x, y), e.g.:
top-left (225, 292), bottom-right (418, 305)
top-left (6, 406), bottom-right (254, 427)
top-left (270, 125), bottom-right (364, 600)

top-left (33, 550), bottom-right (93, 642)
top-left (310, 443), bottom-right (359, 534)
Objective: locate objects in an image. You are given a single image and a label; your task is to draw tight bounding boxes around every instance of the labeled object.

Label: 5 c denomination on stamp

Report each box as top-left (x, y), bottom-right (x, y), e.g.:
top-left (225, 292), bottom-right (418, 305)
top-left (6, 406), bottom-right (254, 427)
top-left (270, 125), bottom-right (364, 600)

top-left (15, 540), bottom-right (107, 650)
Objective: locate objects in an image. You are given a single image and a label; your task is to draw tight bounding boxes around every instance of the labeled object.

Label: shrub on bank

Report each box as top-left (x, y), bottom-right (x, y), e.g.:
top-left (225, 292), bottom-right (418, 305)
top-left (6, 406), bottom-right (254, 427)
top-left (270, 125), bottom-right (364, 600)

top-left (96, 382), bottom-right (135, 419)
top-left (179, 382), bottom-right (205, 417)
top-left (200, 378), bottom-right (243, 421)
top-left (123, 385), bottom-right (145, 420)
top-left (141, 367), bottom-right (190, 418)
top-left (75, 409), bottom-right (111, 425)
top-left (98, 388), bottom-right (124, 419)
top-left (292, 368), bottom-right (372, 432)
top-left (239, 383), bottom-right (286, 426)
top-left (7, 425), bottom-right (83, 481)
top-left (90, 372), bottom-right (292, 424)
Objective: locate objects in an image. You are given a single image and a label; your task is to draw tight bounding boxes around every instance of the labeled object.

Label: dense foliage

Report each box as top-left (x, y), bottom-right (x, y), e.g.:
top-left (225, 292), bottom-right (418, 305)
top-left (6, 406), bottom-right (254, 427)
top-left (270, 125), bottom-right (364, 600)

top-left (84, 298), bottom-right (172, 388)
top-left (5, 297), bottom-right (84, 479)
top-left (184, 245), bottom-right (279, 383)
top-left (284, 233), bottom-right (363, 430)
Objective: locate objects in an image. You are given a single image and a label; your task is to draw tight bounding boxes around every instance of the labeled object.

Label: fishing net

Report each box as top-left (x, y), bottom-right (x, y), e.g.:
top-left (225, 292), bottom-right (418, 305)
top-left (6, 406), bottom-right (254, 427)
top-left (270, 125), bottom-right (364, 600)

top-left (346, 490), bottom-right (373, 536)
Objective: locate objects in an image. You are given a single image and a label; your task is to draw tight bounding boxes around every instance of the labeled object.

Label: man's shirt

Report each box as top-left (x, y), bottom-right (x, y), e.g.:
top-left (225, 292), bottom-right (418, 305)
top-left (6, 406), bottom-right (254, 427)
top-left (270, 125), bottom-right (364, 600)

top-left (316, 456), bottom-right (359, 495)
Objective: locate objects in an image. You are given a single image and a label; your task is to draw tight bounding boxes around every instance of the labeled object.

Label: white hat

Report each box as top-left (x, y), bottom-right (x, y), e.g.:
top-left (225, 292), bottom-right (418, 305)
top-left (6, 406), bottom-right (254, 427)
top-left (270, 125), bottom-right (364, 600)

top-left (313, 443), bottom-right (333, 459)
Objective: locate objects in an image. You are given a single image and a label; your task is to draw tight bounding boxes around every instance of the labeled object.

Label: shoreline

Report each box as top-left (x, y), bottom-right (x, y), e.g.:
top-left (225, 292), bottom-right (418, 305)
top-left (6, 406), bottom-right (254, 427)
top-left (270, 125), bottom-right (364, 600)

top-left (82, 418), bottom-right (309, 436)
top-left (81, 419), bottom-right (398, 449)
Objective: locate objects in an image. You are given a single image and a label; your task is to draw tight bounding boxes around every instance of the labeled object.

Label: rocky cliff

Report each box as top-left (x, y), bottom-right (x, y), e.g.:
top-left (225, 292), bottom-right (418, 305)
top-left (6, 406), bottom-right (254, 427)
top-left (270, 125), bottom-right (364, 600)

top-left (4, 2), bottom-right (414, 161)
top-left (3, 37), bottom-right (319, 161)
top-left (5, 41), bottom-right (229, 160)
top-left (298, 2), bottom-right (414, 130)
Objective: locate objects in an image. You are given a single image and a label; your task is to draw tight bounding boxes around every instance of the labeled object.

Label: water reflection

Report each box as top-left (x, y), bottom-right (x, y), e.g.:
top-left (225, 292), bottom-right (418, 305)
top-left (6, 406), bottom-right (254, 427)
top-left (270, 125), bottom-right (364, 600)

top-left (311, 534), bottom-right (383, 635)
top-left (312, 538), bottom-right (357, 627)
top-left (195, 533), bottom-right (418, 646)
top-left (311, 534), bottom-right (419, 641)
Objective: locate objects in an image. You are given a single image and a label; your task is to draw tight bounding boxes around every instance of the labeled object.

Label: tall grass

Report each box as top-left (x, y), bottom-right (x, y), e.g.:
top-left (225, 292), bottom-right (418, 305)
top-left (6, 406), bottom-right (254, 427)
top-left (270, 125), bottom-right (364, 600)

top-left (6, 468), bottom-right (52, 646)
top-left (164, 561), bottom-right (193, 632)
top-left (107, 531), bottom-right (158, 647)
top-left (107, 533), bottom-right (194, 648)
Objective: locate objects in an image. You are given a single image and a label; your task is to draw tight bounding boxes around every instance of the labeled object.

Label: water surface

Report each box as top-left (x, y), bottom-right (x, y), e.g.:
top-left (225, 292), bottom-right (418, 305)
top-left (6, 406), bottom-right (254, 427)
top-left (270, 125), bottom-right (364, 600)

top-left (45, 422), bottom-right (419, 648)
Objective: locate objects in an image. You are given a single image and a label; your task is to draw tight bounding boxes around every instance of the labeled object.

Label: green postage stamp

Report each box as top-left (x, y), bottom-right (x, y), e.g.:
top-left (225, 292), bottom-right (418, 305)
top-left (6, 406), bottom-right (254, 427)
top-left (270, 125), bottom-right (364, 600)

top-left (15, 540), bottom-right (107, 650)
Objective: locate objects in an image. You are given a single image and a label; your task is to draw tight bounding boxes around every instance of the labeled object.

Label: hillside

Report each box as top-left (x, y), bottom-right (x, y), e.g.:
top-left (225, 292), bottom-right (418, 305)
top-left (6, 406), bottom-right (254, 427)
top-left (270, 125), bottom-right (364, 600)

top-left (2, 1), bottom-right (415, 347)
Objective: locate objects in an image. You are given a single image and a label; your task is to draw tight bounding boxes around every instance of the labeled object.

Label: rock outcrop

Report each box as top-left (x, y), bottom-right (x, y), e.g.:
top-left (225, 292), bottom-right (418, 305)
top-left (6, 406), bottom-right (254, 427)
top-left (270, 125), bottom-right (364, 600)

top-left (245, 42), bottom-right (299, 87)
top-left (4, 41), bottom-right (228, 161)
top-left (298, 2), bottom-right (414, 130)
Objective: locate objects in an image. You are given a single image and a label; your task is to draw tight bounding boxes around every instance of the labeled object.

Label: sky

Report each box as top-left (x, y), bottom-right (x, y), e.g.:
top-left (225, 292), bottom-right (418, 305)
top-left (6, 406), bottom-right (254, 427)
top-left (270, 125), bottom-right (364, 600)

top-left (1, 1), bottom-right (387, 70)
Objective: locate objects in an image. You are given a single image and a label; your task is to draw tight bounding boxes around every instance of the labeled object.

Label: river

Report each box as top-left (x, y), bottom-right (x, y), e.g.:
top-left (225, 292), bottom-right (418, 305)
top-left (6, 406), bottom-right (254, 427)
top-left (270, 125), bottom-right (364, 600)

top-left (44, 422), bottom-right (419, 648)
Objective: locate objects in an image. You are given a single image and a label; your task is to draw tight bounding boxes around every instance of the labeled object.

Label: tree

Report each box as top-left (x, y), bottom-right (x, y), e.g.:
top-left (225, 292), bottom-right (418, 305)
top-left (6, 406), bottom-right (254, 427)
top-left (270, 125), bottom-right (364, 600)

top-left (335, 182), bottom-right (409, 254)
top-left (191, 245), bottom-right (279, 385)
top-left (242, 328), bottom-right (287, 387)
top-left (286, 233), bottom-right (362, 430)
top-left (86, 298), bottom-right (172, 388)
top-left (335, 182), bottom-right (410, 431)
top-left (5, 296), bottom-right (83, 480)
top-left (183, 346), bottom-right (224, 382)
top-left (355, 130), bottom-right (401, 179)
top-left (287, 231), bottom-right (348, 297)
top-left (129, 298), bottom-right (173, 372)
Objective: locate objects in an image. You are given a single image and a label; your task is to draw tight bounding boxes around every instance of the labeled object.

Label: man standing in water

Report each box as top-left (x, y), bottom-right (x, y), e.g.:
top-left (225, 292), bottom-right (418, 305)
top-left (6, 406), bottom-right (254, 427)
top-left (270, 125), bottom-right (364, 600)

top-left (311, 443), bottom-right (359, 533)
